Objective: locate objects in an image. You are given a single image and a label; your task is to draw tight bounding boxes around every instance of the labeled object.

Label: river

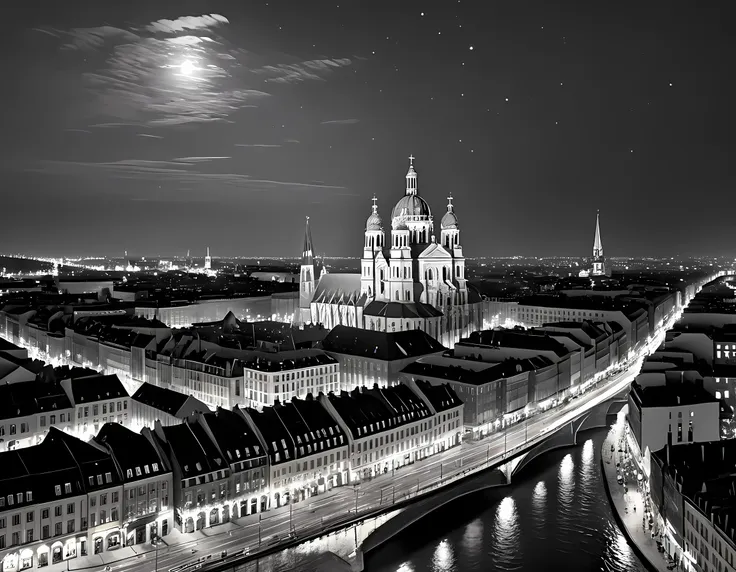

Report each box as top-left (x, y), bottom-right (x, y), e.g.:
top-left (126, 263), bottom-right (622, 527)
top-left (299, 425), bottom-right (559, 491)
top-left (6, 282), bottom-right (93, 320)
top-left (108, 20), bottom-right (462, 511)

top-left (363, 426), bottom-right (645, 572)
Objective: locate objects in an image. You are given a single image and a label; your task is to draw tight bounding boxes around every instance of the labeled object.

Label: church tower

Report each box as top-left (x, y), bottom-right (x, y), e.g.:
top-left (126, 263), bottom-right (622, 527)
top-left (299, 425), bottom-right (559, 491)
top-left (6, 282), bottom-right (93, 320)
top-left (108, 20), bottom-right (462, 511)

top-left (388, 156), bottom-right (421, 304)
top-left (361, 196), bottom-right (386, 299)
top-left (591, 210), bottom-right (606, 276)
top-left (204, 247), bottom-right (212, 270)
top-left (299, 216), bottom-right (316, 321)
top-left (441, 194), bottom-right (468, 304)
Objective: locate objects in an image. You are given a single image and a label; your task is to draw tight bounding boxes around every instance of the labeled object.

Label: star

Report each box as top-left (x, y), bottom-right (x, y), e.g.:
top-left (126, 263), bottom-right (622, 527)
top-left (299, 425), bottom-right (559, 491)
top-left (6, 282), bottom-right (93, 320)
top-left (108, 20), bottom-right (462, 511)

top-left (421, 12), bottom-right (424, 16)
top-left (505, 98), bottom-right (509, 102)
top-left (469, 45), bottom-right (474, 50)
top-left (669, 83), bottom-right (673, 87)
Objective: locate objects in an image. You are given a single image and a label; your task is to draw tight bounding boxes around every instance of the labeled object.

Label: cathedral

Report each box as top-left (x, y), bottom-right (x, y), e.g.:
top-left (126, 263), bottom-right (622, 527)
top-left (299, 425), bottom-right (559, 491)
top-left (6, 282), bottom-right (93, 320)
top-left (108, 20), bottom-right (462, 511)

top-left (298, 156), bottom-right (484, 347)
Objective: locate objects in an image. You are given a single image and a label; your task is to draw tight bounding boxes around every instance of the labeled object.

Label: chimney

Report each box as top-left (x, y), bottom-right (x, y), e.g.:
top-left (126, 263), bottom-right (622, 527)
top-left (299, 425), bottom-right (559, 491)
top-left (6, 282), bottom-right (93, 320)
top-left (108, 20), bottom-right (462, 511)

top-left (702, 443), bottom-right (705, 464)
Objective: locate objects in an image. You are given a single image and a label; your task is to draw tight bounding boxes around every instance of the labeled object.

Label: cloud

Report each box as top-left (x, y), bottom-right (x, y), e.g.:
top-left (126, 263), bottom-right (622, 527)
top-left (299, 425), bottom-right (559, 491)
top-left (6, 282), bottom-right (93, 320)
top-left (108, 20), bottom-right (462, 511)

top-left (320, 119), bottom-right (360, 125)
top-left (173, 156), bottom-right (230, 163)
top-left (137, 133), bottom-right (164, 139)
top-left (144, 14), bottom-right (229, 35)
top-left (59, 26), bottom-right (140, 51)
top-left (30, 159), bottom-right (353, 195)
top-left (235, 143), bottom-right (281, 148)
top-left (64, 128), bottom-right (92, 134)
top-left (47, 15), bottom-right (354, 127)
top-left (285, 139), bottom-right (300, 144)
top-left (254, 58), bottom-right (352, 84)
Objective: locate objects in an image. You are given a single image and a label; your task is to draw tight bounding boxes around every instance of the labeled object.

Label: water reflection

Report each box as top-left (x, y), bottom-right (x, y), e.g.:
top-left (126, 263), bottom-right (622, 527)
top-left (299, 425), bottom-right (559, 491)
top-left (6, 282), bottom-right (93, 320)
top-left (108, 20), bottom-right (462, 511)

top-left (557, 453), bottom-right (575, 506)
top-left (461, 518), bottom-right (484, 565)
top-left (431, 539), bottom-right (455, 572)
top-left (491, 497), bottom-right (519, 569)
top-left (531, 481), bottom-right (547, 534)
top-left (396, 562), bottom-right (414, 572)
top-left (365, 429), bottom-right (647, 572)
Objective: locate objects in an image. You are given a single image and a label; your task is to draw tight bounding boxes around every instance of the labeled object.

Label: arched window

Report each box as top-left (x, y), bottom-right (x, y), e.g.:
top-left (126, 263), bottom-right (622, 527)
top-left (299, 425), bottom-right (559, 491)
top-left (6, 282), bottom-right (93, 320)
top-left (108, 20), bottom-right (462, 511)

top-left (395, 290), bottom-right (400, 301)
top-left (443, 267), bottom-right (447, 281)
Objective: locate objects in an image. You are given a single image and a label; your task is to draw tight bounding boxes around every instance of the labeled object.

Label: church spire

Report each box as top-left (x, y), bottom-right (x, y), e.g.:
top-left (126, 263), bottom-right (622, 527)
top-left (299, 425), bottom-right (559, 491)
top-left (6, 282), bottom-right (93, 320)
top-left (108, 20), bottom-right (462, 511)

top-left (405, 154), bottom-right (418, 196)
top-left (593, 210), bottom-right (603, 258)
top-left (302, 216), bottom-right (314, 265)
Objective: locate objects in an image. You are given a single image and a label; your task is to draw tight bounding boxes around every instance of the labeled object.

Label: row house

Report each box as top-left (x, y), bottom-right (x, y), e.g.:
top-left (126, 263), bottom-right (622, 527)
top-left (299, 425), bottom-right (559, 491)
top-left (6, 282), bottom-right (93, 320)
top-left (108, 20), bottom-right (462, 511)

top-left (93, 423), bottom-right (173, 548)
top-left (512, 295), bottom-right (650, 355)
top-left (242, 396), bottom-right (349, 508)
top-left (401, 356), bottom-right (544, 436)
top-left (650, 440), bottom-right (736, 570)
top-left (130, 382), bottom-right (208, 432)
top-left (153, 342), bottom-right (339, 412)
top-left (319, 325), bottom-right (445, 391)
top-left (0, 381), bottom-right (74, 452)
top-left (195, 409), bottom-right (269, 519)
top-left (60, 375), bottom-right (130, 441)
top-left (321, 381), bottom-right (462, 482)
top-left (145, 420), bottom-right (231, 533)
top-left (0, 428), bottom-right (124, 572)
top-left (454, 328), bottom-right (574, 404)
top-left (408, 379), bottom-right (465, 453)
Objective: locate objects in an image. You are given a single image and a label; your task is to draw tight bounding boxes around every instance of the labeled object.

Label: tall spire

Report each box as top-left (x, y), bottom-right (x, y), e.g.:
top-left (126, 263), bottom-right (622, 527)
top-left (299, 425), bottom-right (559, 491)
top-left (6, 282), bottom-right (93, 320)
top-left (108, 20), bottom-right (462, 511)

top-left (302, 216), bottom-right (314, 265)
top-left (593, 210), bottom-right (603, 257)
top-left (447, 193), bottom-right (454, 212)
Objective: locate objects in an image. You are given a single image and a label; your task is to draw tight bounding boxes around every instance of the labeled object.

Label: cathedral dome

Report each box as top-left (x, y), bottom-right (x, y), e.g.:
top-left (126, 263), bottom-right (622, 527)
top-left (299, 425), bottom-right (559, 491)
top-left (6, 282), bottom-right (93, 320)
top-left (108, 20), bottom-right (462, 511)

top-left (391, 194), bottom-right (432, 221)
top-left (366, 211), bottom-right (382, 231)
top-left (441, 210), bottom-right (458, 229)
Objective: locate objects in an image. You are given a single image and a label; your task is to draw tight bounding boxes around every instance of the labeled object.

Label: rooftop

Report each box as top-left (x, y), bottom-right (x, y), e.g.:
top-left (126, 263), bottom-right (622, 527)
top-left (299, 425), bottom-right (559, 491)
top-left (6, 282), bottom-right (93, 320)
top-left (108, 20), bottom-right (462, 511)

top-left (320, 324), bottom-right (445, 361)
top-left (630, 379), bottom-right (719, 408)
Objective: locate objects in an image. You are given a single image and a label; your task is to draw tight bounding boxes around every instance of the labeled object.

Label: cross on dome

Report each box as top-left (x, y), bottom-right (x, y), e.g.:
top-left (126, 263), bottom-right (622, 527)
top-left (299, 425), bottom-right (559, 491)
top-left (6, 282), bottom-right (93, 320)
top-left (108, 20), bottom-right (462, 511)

top-left (447, 193), bottom-right (454, 211)
top-left (408, 154), bottom-right (415, 167)
top-left (372, 195), bottom-right (378, 211)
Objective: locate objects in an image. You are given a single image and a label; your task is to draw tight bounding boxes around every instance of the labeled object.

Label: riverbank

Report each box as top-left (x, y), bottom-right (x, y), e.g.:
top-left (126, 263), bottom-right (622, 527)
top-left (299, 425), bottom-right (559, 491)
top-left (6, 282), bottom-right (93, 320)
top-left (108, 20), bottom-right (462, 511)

top-left (601, 425), bottom-right (669, 572)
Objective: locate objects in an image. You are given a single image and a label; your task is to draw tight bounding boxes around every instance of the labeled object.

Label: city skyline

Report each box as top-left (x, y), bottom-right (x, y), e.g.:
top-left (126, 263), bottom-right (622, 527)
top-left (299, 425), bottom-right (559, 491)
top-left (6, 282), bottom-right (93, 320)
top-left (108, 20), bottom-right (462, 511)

top-left (1, 1), bottom-right (733, 258)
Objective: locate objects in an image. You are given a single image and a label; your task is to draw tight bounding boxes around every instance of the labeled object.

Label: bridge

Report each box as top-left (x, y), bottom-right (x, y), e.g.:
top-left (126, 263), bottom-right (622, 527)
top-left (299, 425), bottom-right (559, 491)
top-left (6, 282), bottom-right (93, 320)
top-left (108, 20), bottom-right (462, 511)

top-left (354, 393), bottom-right (628, 570)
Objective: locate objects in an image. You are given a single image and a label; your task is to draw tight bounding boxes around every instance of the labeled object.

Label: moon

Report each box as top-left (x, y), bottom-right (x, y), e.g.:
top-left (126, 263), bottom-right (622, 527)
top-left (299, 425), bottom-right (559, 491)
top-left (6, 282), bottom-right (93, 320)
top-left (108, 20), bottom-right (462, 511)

top-left (180, 60), bottom-right (195, 76)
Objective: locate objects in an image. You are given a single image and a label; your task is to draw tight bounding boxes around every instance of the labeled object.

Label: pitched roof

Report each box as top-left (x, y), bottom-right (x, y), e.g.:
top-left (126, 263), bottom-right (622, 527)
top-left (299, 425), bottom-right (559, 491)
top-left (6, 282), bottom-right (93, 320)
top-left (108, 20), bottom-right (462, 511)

top-left (63, 374), bottom-right (128, 404)
top-left (413, 379), bottom-right (462, 412)
top-left (460, 328), bottom-right (570, 357)
top-left (0, 380), bottom-right (72, 421)
top-left (200, 408), bottom-right (265, 465)
top-left (363, 300), bottom-right (443, 319)
top-left (95, 423), bottom-right (167, 483)
top-left (159, 422), bottom-right (227, 479)
top-left (132, 382), bottom-right (204, 417)
top-left (311, 273), bottom-right (365, 305)
top-left (320, 325), bottom-right (445, 361)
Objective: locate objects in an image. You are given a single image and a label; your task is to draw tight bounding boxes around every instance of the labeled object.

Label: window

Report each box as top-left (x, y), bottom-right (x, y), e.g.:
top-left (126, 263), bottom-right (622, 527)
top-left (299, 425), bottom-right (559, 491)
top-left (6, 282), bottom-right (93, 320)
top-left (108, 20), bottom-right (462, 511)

top-left (67, 520), bottom-right (75, 534)
top-left (54, 506), bottom-right (61, 517)
top-left (54, 523), bottom-right (62, 536)
top-left (41, 509), bottom-right (48, 519)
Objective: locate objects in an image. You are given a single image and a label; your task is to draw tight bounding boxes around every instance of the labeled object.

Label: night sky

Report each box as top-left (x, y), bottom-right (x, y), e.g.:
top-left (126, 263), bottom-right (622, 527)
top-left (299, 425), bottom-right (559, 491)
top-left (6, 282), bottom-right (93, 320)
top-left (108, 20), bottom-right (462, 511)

top-left (1, 1), bottom-right (734, 259)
